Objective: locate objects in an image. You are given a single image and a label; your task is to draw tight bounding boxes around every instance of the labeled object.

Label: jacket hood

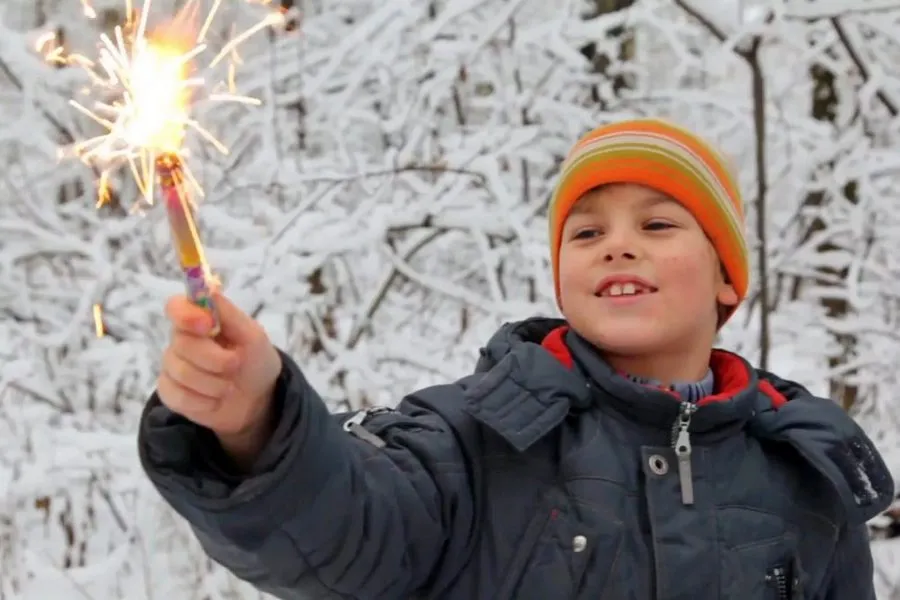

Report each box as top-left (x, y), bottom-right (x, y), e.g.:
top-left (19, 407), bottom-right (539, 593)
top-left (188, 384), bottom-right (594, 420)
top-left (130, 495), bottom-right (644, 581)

top-left (749, 370), bottom-right (895, 525)
top-left (474, 317), bottom-right (566, 373)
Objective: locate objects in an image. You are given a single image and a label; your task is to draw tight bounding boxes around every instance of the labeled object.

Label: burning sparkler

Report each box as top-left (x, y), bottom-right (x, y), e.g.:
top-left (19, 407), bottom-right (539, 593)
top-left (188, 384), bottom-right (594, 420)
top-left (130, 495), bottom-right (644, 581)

top-left (42, 0), bottom-right (287, 336)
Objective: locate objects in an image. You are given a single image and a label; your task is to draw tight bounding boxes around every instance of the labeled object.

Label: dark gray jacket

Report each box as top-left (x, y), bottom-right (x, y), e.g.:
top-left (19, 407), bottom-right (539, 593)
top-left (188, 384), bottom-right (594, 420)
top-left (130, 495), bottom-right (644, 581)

top-left (138, 318), bottom-right (895, 599)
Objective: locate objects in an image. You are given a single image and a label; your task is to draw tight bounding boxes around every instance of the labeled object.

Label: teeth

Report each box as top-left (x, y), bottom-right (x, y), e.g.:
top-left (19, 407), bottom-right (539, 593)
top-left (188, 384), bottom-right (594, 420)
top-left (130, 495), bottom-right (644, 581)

top-left (602, 282), bottom-right (650, 297)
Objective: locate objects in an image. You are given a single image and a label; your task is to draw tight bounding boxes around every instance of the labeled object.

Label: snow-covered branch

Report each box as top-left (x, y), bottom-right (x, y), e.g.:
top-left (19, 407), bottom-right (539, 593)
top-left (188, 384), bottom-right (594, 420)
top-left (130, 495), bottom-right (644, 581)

top-left (1, 0), bottom-right (898, 597)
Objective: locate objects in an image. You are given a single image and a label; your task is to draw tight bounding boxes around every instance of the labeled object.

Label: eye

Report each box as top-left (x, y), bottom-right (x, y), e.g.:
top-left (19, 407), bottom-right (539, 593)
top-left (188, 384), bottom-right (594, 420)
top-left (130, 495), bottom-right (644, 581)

top-left (644, 220), bottom-right (675, 231)
top-left (573, 227), bottom-right (601, 240)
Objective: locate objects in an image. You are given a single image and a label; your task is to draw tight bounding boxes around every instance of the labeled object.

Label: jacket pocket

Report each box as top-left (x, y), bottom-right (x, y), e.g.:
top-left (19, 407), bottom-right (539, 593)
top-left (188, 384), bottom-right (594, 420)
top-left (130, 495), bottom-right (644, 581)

top-left (495, 496), bottom-right (624, 600)
top-left (721, 533), bottom-right (806, 600)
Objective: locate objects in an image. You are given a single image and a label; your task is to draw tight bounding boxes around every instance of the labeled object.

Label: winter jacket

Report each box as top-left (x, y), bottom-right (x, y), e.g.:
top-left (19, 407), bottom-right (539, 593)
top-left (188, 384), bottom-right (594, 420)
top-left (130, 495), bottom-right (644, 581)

top-left (138, 317), bottom-right (895, 599)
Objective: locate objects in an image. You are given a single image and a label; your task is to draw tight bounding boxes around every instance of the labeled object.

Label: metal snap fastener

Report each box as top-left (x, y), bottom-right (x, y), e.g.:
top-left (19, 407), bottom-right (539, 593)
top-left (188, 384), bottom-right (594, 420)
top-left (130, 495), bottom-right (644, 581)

top-left (648, 454), bottom-right (668, 475)
top-left (572, 535), bottom-right (587, 553)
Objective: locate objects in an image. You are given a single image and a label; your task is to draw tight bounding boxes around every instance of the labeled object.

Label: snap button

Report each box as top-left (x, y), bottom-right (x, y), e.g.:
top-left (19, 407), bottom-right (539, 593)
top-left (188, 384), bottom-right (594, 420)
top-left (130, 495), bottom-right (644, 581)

top-left (572, 535), bottom-right (587, 552)
top-left (648, 454), bottom-right (669, 475)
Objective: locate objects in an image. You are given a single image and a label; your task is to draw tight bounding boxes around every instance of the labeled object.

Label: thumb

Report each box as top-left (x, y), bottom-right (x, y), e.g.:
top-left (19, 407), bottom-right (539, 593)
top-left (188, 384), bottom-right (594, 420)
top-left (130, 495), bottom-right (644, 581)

top-left (211, 292), bottom-right (259, 345)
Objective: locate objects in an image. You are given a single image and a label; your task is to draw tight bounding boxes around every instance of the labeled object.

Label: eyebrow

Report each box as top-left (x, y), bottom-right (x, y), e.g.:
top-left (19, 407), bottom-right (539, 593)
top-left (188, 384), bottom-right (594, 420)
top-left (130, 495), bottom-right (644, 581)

top-left (640, 193), bottom-right (676, 209)
top-left (568, 201), bottom-right (594, 216)
top-left (568, 190), bottom-right (675, 216)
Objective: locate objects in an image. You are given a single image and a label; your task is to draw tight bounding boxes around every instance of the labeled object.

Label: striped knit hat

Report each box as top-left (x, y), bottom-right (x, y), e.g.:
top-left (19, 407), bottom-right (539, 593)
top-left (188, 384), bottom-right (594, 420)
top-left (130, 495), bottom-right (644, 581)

top-left (549, 118), bottom-right (749, 323)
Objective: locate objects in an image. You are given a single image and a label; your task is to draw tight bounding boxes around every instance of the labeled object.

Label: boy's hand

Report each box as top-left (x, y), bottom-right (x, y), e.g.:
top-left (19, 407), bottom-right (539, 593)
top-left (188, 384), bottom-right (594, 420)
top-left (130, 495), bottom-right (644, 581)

top-left (157, 292), bottom-right (282, 468)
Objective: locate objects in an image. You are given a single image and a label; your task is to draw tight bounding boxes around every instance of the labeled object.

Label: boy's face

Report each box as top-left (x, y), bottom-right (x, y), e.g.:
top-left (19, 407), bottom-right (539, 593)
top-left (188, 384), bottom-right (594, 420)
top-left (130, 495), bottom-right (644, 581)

top-left (557, 183), bottom-right (738, 358)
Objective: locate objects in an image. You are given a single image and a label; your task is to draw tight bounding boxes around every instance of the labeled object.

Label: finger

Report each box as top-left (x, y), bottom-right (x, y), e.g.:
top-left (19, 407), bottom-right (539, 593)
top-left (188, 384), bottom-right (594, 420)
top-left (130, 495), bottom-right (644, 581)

top-left (156, 371), bottom-right (220, 421)
top-left (170, 331), bottom-right (241, 375)
top-left (165, 295), bottom-right (216, 336)
top-left (212, 292), bottom-right (262, 345)
top-left (162, 348), bottom-right (233, 400)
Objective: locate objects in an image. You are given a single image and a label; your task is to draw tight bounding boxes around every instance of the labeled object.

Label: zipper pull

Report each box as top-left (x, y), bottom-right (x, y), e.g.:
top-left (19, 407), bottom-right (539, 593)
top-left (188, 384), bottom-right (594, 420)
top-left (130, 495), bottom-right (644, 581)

top-left (673, 403), bottom-right (696, 505)
top-left (343, 410), bottom-right (387, 448)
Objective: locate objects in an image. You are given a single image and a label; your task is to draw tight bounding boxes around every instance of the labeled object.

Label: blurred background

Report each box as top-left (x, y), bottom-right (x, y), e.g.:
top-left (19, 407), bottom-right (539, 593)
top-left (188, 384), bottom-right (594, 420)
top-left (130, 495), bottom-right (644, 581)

top-left (0, 0), bottom-right (898, 597)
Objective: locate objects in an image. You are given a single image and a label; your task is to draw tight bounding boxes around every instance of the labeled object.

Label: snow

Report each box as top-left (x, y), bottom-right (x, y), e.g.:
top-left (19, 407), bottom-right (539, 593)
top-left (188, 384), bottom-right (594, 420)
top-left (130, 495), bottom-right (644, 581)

top-left (0, 0), bottom-right (898, 598)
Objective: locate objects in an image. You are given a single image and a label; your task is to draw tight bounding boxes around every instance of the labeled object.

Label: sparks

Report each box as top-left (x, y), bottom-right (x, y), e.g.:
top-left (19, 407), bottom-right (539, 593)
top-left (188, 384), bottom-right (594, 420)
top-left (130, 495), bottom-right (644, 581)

top-left (93, 303), bottom-right (105, 337)
top-left (81, 0), bottom-right (98, 19)
top-left (43, 0), bottom-right (287, 208)
top-left (43, 0), bottom-right (290, 337)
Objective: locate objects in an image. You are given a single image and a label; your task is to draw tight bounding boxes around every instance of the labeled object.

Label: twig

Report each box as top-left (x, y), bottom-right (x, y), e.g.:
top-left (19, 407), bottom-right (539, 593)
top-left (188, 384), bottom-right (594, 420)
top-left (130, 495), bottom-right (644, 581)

top-left (830, 17), bottom-right (898, 116)
top-left (345, 229), bottom-right (445, 349)
top-left (93, 477), bottom-right (128, 533)
top-left (784, 0), bottom-right (900, 19)
top-left (295, 164), bottom-right (488, 187)
top-left (673, 0), bottom-right (727, 42)
top-left (5, 380), bottom-right (72, 413)
top-left (0, 56), bottom-right (74, 144)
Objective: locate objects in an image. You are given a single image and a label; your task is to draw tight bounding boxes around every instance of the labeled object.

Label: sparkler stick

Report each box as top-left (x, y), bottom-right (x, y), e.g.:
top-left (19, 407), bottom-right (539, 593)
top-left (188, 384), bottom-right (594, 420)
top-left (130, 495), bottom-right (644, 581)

top-left (39, 0), bottom-right (287, 336)
top-left (157, 153), bottom-right (221, 335)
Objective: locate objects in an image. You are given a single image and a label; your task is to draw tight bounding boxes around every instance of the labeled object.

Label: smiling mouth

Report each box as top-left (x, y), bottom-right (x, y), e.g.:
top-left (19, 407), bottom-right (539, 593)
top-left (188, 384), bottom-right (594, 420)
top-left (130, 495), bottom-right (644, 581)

top-left (596, 282), bottom-right (658, 297)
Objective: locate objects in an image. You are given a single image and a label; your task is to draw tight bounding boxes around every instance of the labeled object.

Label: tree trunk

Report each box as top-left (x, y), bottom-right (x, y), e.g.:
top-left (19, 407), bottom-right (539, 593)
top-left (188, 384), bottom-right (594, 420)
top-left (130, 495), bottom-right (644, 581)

top-left (789, 62), bottom-right (859, 411)
top-left (746, 39), bottom-right (771, 370)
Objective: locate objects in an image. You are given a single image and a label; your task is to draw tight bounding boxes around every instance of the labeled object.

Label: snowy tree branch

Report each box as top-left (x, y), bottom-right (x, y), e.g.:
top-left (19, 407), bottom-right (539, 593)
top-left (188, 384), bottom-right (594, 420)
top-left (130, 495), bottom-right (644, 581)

top-left (830, 17), bottom-right (899, 116)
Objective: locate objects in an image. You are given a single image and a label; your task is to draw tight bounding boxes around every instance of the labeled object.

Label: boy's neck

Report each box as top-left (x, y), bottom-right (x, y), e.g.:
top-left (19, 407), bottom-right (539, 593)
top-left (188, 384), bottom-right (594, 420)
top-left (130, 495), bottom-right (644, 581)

top-left (601, 348), bottom-right (713, 387)
top-left (625, 367), bottom-right (715, 404)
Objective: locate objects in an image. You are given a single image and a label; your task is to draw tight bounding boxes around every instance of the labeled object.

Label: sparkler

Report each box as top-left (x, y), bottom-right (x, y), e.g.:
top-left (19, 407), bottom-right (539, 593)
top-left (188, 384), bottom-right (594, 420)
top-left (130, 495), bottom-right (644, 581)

top-left (41, 0), bottom-right (287, 336)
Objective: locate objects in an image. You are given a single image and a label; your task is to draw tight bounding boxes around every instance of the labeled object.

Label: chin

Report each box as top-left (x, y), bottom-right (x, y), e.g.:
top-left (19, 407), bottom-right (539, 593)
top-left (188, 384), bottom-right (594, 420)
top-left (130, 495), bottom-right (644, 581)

top-left (593, 336), bottom-right (668, 357)
top-left (577, 324), bottom-right (669, 356)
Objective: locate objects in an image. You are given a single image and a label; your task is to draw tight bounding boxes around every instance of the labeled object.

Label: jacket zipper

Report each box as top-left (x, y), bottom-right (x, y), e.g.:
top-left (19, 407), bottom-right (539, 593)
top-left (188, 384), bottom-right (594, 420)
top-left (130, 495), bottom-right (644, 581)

top-left (343, 407), bottom-right (391, 448)
top-left (671, 402), bottom-right (696, 505)
top-left (766, 566), bottom-right (789, 599)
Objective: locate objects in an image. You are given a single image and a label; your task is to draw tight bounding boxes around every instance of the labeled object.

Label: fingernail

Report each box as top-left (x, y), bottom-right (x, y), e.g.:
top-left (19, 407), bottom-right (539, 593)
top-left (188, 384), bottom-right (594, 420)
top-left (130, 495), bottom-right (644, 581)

top-left (192, 319), bottom-right (210, 334)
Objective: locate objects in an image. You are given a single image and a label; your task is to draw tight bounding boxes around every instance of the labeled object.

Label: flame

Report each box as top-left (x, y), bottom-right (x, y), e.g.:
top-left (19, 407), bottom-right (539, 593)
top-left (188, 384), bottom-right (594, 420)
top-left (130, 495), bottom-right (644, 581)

top-left (123, 39), bottom-right (193, 154)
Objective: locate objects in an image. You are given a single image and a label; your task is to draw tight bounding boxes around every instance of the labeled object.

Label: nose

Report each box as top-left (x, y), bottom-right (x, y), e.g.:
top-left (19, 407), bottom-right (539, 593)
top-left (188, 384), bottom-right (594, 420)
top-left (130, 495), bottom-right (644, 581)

top-left (601, 228), bottom-right (638, 262)
top-left (604, 249), bottom-right (636, 262)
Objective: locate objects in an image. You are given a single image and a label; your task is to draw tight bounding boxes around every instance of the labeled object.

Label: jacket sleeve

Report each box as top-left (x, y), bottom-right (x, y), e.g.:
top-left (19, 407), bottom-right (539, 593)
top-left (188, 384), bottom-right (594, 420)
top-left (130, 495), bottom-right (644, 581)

top-left (820, 523), bottom-right (877, 600)
top-left (138, 350), bottom-right (482, 599)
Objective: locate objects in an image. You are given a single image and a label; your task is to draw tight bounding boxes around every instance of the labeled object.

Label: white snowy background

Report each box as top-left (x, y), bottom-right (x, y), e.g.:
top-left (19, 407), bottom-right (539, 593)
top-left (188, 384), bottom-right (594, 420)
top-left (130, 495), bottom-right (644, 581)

top-left (1, 0), bottom-right (899, 597)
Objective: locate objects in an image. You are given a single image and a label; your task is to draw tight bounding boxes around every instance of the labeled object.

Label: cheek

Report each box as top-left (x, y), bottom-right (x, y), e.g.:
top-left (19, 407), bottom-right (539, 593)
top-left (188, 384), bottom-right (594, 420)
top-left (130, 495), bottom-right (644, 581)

top-left (557, 249), bottom-right (590, 290)
top-left (556, 251), bottom-right (593, 313)
top-left (656, 253), bottom-right (715, 292)
top-left (657, 254), bottom-right (694, 275)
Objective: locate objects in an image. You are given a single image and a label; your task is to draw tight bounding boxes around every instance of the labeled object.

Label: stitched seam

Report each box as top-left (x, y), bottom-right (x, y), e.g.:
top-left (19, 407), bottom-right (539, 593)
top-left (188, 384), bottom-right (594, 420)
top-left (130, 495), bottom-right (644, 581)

top-left (718, 503), bottom-right (838, 532)
top-left (597, 529), bottom-right (625, 600)
top-left (280, 528), bottom-right (357, 600)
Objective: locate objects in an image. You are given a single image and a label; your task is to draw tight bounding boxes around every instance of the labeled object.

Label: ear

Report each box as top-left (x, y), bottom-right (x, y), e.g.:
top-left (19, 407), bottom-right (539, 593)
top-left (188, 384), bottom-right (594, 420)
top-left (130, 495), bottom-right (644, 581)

top-left (716, 281), bottom-right (739, 308)
top-left (715, 262), bottom-right (739, 308)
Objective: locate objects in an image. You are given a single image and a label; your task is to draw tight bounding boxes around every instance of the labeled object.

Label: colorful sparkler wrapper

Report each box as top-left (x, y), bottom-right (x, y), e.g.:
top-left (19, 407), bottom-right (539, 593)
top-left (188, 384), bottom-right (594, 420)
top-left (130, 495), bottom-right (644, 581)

top-left (156, 154), bottom-right (221, 336)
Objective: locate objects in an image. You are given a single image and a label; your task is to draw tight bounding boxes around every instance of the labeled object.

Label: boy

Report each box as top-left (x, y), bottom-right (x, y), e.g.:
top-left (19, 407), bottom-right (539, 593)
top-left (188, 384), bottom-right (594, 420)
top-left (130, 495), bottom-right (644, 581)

top-left (139, 118), bottom-right (894, 599)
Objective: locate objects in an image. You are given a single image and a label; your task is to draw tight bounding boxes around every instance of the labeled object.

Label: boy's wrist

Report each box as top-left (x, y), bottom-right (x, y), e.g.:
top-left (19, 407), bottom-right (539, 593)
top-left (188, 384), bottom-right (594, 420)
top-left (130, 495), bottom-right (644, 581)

top-left (215, 389), bottom-right (277, 473)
